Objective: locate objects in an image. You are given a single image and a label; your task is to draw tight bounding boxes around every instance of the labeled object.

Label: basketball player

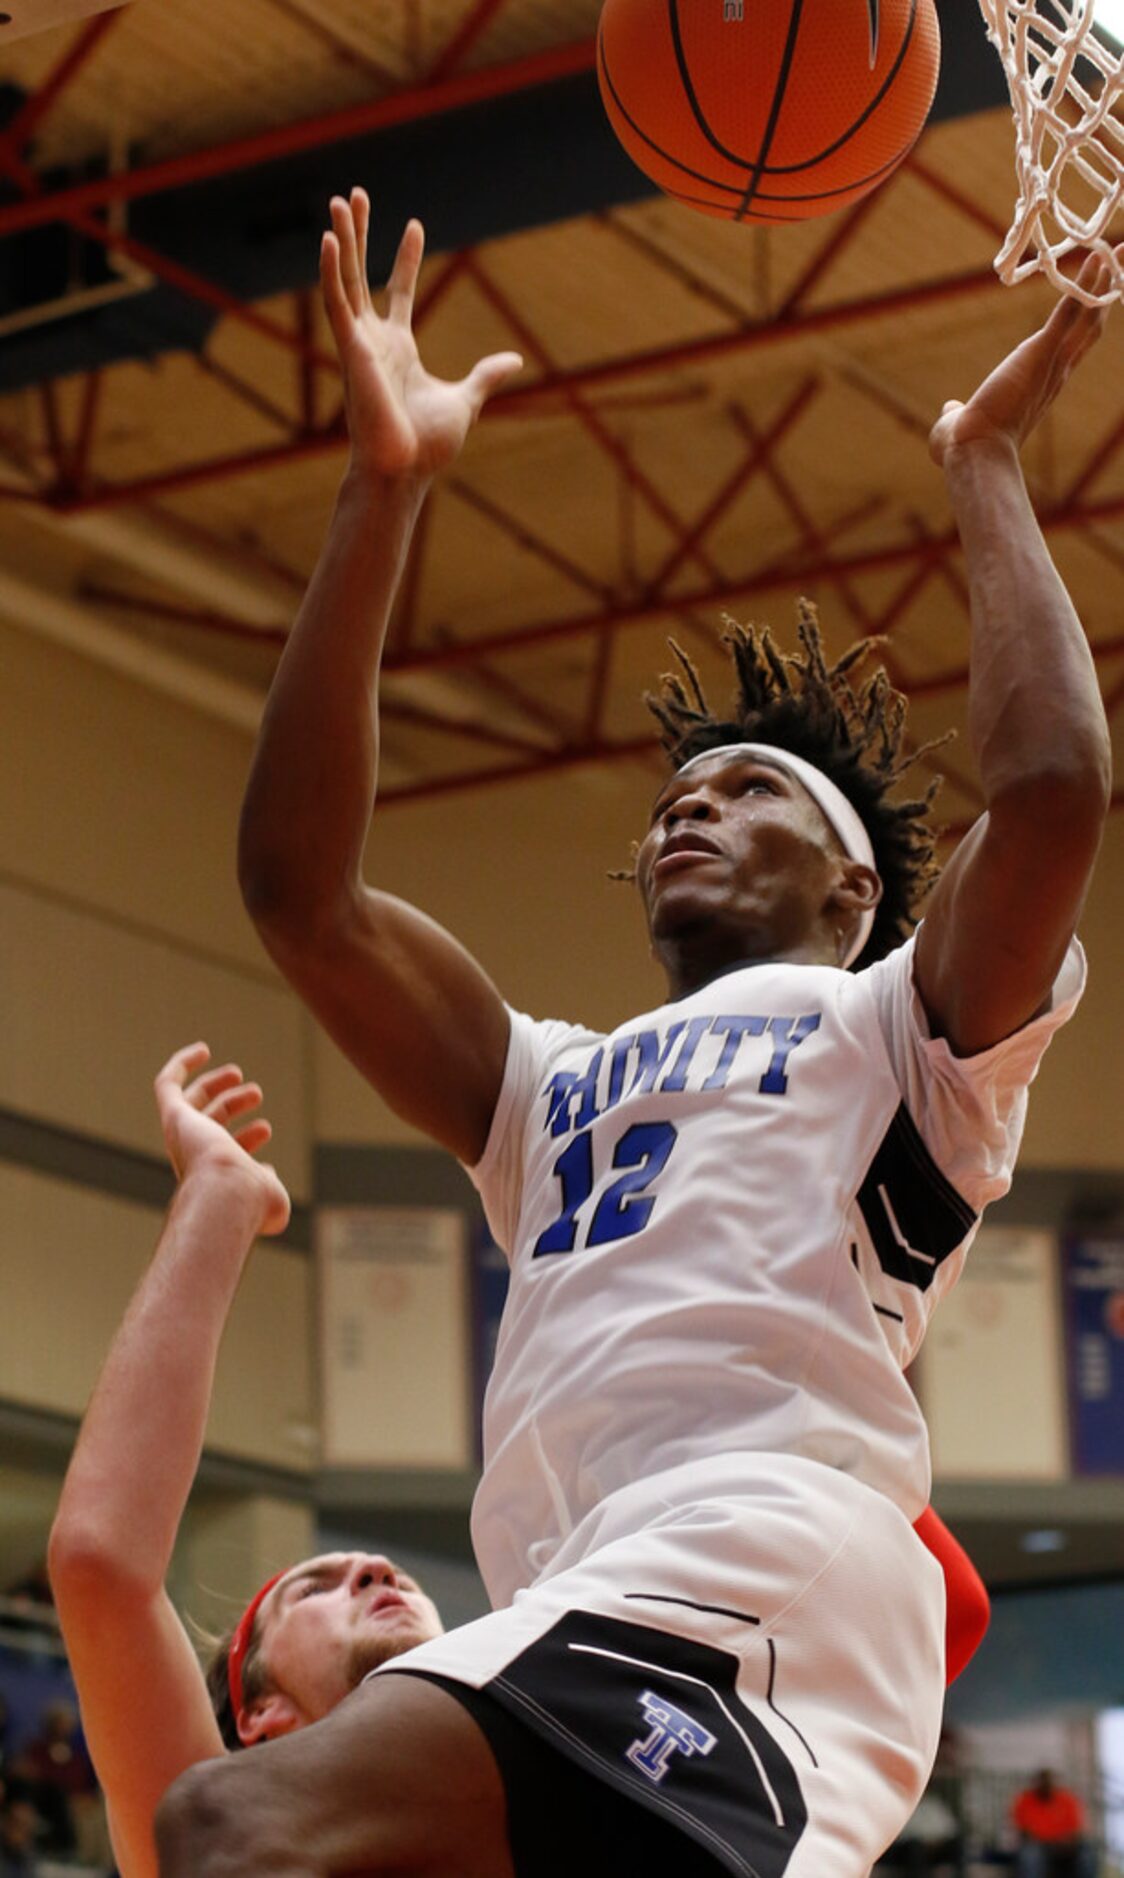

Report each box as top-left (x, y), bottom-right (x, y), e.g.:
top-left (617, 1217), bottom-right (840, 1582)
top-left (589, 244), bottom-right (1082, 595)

top-left (47, 1043), bottom-right (445, 1878)
top-left (157, 195), bottom-right (1110, 1878)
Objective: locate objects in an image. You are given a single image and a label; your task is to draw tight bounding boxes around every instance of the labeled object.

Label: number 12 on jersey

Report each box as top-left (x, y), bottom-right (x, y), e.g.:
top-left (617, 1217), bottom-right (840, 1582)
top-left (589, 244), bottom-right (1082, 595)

top-left (533, 1121), bottom-right (678, 1257)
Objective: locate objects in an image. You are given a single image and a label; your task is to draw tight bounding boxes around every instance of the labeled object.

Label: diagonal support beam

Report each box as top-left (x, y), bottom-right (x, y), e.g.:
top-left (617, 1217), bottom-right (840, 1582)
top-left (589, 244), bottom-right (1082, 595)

top-left (0, 9), bottom-right (123, 163)
top-left (0, 39), bottom-right (598, 241)
top-left (464, 253), bottom-right (724, 585)
top-left (426, 0), bottom-right (512, 82)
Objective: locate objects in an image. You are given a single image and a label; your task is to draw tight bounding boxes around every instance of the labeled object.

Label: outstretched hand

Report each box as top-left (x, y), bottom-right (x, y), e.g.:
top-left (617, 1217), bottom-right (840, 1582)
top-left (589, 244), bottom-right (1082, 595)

top-left (321, 189), bottom-right (523, 479)
top-left (929, 251), bottom-right (1113, 468)
top-left (154, 1043), bottom-right (291, 1238)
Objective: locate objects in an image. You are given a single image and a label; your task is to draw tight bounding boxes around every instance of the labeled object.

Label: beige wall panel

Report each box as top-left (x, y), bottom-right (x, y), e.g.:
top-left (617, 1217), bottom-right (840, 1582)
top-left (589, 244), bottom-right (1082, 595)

top-left (0, 1463), bottom-right (67, 1583)
top-left (919, 1226), bottom-right (1069, 1481)
top-left (173, 1493), bottom-right (317, 1637)
top-left (1019, 808), bottom-right (1124, 1171)
top-left (318, 1207), bottom-right (471, 1469)
top-left (0, 619), bottom-right (259, 970)
top-left (0, 879), bottom-right (310, 1196)
top-left (0, 1165), bottom-right (314, 1474)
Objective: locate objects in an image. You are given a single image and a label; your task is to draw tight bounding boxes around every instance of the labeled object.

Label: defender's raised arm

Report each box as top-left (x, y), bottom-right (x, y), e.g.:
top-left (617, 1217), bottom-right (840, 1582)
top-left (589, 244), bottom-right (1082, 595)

top-left (238, 193), bottom-right (521, 1164)
top-left (48, 1046), bottom-right (290, 1878)
top-left (916, 257), bottom-right (1113, 1055)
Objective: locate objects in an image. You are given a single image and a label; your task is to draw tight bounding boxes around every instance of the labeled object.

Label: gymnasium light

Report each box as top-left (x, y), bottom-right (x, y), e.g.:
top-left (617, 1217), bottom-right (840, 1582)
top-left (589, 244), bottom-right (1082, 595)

top-left (1092, 0), bottom-right (1124, 49)
top-left (1019, 1528), bottom-right (1068, 1553)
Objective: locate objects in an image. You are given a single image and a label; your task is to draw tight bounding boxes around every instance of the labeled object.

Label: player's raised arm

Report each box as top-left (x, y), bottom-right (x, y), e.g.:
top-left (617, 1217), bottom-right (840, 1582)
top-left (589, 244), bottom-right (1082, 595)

top-left (915, 257), bottom-right (1113, 1055)
top-left (238, 191), bottom-right (522, 1165)
top-left (48, 1045), bottom-right (291, 1878)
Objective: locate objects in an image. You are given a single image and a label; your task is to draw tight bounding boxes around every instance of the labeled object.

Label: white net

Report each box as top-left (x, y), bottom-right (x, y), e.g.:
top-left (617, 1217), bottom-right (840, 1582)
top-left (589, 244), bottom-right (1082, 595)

top-left (976, 0), bottom-right (1124, 301)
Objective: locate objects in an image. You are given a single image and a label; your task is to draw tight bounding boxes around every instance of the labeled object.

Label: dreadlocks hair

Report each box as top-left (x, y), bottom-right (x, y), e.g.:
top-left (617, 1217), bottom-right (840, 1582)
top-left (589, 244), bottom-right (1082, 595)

top-left (639, 599), bottom-right (945, 971)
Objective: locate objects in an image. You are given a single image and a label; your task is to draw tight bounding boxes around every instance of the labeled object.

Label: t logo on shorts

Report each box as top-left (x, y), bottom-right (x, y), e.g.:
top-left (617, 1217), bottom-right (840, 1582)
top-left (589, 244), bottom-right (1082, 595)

top-left (626, 1690), bottom-right (717, 1785)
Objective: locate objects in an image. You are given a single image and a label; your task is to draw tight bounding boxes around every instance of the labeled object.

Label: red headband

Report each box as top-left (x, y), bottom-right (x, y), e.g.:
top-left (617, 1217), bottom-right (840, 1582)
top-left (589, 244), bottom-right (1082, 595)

top-left (227, 1571), bottom-right (286, 1732)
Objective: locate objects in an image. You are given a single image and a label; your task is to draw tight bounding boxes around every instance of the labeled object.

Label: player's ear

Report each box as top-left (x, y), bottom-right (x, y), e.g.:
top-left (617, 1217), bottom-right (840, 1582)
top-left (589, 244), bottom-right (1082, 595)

top-left (830, 859), bottom-right (882, 916)
top-left (237, 1689), bottom-right (303, 1747)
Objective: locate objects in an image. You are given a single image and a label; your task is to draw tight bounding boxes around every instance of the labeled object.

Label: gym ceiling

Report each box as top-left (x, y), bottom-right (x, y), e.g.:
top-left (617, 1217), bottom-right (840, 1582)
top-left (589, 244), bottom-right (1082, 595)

top-left (1, 0), bottom-right (1122, 823)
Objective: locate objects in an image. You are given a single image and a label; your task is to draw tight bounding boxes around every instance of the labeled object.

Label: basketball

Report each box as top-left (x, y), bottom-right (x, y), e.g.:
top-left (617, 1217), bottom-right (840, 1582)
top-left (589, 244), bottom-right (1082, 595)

top-left (597, 0), bottom-right (942, 224)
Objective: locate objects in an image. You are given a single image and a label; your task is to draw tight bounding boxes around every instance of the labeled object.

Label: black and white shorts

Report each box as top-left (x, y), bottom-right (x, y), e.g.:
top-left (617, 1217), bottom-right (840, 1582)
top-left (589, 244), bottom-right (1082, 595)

top-left (374, 1454), bottom-right (945, 1878)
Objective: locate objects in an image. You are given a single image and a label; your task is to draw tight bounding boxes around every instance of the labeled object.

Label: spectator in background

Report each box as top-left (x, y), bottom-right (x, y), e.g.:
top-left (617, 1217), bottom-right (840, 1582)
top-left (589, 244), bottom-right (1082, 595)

top-left (878, 1787), bottom-right (963, 1875)
top-left (1012, 1769), bottom-right (1095, 1878)
top-left (0, 1797), bottom-right (41, 1878)
top-left (10, 1700), bottom-right (96, 1857)
top-left (2, 1566), bottom-right (54, 1619)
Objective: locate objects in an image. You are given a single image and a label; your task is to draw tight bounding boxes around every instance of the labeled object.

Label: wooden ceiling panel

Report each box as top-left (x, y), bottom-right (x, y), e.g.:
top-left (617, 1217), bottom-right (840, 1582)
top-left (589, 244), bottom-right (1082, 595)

top-left (0, 10), bottom-right (1120, 815)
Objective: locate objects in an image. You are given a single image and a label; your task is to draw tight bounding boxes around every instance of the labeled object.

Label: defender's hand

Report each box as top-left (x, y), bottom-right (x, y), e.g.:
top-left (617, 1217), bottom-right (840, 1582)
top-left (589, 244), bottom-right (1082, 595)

top-left (154, 1043), bottom-right (291, 1237)
top-left (929, 252), bottom-right (1111, 468)
top-left (321, 190), bottom-right (522, 480)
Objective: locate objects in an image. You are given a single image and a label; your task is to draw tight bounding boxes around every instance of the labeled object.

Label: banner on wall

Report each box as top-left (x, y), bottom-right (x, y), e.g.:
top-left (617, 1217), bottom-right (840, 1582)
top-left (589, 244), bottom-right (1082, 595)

top-left (1064, 1234), bottom-right (1124, 1476)
top-left (318, 1206), bottom-right (472, 1470)
top-left (918, 1224), bottom-right (1068, 1480)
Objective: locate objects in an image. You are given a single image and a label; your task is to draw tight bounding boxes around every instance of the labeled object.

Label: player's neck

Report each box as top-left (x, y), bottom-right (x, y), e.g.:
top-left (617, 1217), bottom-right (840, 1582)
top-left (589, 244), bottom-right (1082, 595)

top-left (658, 928), bottom-right (839, 1000)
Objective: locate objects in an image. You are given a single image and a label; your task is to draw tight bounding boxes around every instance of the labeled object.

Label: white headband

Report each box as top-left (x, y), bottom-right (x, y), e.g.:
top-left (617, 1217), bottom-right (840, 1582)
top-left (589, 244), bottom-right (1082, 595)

top-left (675, 742), bottom-right (877, 967)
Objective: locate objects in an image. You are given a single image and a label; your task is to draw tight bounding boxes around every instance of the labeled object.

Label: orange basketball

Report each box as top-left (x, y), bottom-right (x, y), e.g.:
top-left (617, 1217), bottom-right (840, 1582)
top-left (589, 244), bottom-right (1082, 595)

top-left (597, 0), bottom-right (941, 224)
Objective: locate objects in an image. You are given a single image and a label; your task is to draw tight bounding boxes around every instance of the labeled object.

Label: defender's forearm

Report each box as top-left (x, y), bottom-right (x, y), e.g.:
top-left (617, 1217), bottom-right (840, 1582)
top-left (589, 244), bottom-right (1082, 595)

top-left (50, 1170), bottom-right (264, 1598)
top-left (944, 438), bottom-right (1110, 813)
top-left (239, 468), bottom-right (429, 926)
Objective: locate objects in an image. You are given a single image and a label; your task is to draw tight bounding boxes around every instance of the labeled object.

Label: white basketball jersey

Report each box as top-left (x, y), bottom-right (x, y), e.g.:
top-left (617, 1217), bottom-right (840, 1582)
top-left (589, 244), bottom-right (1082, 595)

top-left (468, 935), bottom-right (1083, 1611)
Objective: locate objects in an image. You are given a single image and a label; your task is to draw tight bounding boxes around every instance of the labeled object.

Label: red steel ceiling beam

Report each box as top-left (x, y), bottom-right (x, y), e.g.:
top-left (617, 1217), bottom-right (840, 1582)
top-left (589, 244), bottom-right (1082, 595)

top-left (68, 208), bottom-right (338, 370)
top-left (494, 267), bottom-right (1004, 413)
top-left (775, 192), bottom-right (886, 320)
top-left (194, 352), bottom-right (298, 435)
top-left (69, 371), bottom-right (103, 491)
top-left (646, 377), bottom-right (820, 600)
top-left (18, 267), bottom-right (1007, 514)
top-left (598, 211), bottom-right (752, 327)
top-left (0, 38), bottom-right (597, 241)
top-left (0, 9), bottom-right (123, 163)
top-left (375, 494), bottom-right (1124, 680)
top-left (454, 650), bottom-right (577, 746)
top-left (464, 253), bottom-right (724, 586)
top-left (426, 0), bottom-right (513, 83)
top-left (381, 695), bottom-right (549, 756)
top-left (257, 0), bottom-right (402, 89)
top-left (445, 473), bottom-right (617, 604)
top-left (903, 154), bottom-right (1010, 245)
top-left (1061, 409), bottom-right (1124, 507)
top-left (379, 737), bottom-right (1124, 815)
top-left (724, 397), bottom-right (887, 641)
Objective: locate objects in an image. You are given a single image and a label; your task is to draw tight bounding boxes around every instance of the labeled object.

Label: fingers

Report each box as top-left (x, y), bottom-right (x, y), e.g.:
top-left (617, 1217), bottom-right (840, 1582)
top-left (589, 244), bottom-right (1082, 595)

top-left (186, 1066), bottom-right (263, 1126)
top-left (352, 187), bottom-right (371, 303)
top-left (153, 1041), bottom-right (210, 1122)
top-left (320, 229), bottom-right (350, 356)
top-left (462, 349), bottom-right (524, 416)
top-left (329, 192), bottom-right (368, 321)
top-left (233, 1117), bottom-right (273, 1158)
top-left (386, 217), bottom-right (425, 327)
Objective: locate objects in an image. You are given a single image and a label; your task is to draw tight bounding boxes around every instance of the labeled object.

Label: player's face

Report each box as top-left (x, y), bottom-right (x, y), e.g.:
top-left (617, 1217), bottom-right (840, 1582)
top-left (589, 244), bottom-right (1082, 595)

top-left (256, 1551), bottom-right (443, 1724)
top-left (635, 752), bottom-right (842, 963)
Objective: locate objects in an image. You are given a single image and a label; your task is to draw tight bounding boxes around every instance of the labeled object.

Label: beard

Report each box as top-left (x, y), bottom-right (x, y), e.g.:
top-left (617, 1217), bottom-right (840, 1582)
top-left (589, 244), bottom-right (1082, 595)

top-left (345, 1611), bottom-right (431, 1687)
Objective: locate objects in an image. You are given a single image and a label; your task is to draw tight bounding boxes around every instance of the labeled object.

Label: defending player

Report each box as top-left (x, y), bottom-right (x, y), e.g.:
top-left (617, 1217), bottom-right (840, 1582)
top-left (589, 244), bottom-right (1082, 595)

top-left (47, 1043), bottom-right (444, 1878)
top-left (156, 195), bottom-right (1109, 1878)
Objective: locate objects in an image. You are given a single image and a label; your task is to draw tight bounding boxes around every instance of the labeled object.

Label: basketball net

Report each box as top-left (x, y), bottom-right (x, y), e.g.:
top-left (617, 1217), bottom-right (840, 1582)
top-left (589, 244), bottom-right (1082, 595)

top-left (976, 0), bottom-right (1124, 301)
